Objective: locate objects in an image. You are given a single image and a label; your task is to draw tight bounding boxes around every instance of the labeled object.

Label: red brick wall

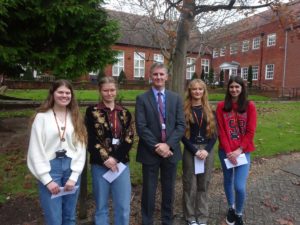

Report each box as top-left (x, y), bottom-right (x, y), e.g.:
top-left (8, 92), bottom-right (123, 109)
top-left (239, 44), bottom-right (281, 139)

top-left (211, 20), bottom-right (298, 91)
top-left (104, 44), bottom-right (207, 80)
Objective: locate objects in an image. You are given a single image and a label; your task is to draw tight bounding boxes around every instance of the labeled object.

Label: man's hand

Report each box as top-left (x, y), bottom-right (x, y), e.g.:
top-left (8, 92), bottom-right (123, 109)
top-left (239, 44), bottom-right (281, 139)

top-left (155, 143), bottom-right (173, 158)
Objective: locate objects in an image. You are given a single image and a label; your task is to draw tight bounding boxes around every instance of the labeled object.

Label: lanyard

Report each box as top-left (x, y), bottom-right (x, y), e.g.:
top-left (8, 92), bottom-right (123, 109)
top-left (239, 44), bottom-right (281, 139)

top-left (193, 110), bottom-right (203, 129)
top-left (53, 109), bottom-right (67, 142)
top-left (112, 110), bottom-right (118, 137)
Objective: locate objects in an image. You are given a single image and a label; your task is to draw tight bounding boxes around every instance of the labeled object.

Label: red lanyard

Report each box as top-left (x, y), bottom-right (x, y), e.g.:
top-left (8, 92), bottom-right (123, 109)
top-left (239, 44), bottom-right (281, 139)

top-left (53, 109), bottom-right (67, 142)
top-left (112, 111), bottom-right (118, 137)
top-left (193, 110), bottom-right (203, 129)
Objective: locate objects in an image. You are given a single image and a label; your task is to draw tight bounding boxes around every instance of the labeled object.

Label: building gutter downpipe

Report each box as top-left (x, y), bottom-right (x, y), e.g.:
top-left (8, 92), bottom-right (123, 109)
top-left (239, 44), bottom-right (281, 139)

top-left (282, 30), bottom-right (288, 90)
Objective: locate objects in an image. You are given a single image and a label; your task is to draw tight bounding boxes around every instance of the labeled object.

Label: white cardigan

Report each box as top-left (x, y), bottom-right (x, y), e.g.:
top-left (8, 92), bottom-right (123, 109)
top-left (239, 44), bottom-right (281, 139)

top-left (27, 110), bottom-right (86, 185)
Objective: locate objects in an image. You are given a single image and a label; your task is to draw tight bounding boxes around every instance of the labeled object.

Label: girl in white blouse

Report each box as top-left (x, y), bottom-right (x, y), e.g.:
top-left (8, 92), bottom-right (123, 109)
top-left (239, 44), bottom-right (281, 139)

top-left (27, 79), bottom-right (87, 225)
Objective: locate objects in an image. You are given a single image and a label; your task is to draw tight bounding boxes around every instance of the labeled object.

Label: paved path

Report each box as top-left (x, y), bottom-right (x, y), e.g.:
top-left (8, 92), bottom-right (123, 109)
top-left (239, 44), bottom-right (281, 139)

top-left (152, 154), bottom-right (300, 225)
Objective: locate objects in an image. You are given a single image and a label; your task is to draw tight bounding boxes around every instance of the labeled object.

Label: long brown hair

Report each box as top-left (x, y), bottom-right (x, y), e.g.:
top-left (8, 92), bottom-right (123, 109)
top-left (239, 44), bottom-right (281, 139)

top-left (184, 79), bottom-right (216, 138)
top-left (31, 79), bottom-right (87, 144)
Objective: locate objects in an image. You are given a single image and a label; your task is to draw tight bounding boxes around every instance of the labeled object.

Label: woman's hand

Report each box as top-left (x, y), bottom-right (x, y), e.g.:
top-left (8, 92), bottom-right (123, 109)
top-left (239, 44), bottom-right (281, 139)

top-left (104, 157), bottom-right (118, 171)
top-left (195, 149), bottom-right (208, 160)
top-left (226, 148), bottom-right (243, 165)
top-left (64, 179), bottom-right (76, 192)
top-left (46, 181), bottom-right (60, 195)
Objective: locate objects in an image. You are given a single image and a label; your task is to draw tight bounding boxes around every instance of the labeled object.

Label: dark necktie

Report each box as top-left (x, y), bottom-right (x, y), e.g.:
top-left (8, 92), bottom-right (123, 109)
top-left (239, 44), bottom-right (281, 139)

top-left (157, 92), bottom-right (166, 142)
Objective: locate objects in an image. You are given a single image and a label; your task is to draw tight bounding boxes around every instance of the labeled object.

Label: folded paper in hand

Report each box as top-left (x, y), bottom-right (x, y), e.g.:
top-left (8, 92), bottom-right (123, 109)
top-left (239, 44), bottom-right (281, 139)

top-left (194, 156), bottom-right (205, 174)
top-left (102, 162), bottom-right (126, 183)
top-left (224, 153), bottom-right (248, 169)
top-left (51, 185), bottom-right (79, 199)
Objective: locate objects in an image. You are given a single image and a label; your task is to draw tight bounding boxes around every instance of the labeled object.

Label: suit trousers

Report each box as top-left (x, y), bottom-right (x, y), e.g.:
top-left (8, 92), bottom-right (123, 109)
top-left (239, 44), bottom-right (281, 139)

top-left (182, 146), bottom-right (214, 224)
top-left (141, 159), bottom-right (178, 225)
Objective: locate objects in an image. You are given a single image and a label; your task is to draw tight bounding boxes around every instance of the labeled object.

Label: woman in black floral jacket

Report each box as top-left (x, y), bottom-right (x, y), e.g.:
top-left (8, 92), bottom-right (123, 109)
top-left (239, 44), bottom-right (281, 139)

top-left (85, 76), bottom-right (134, 225)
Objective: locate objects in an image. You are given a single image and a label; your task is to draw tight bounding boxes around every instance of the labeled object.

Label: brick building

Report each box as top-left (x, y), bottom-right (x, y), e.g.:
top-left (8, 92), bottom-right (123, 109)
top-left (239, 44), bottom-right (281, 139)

top-left (102, 10), bottom-right (211, 83)
top-left (210, 0), bottom-right (300, 95)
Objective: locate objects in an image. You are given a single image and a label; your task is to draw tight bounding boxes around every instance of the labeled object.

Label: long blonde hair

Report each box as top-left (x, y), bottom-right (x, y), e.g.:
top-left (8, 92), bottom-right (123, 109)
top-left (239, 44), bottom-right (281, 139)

top-left (184, 79), bottom-right (216, 138)
top-left (31, 79), bottom-right (87, 145)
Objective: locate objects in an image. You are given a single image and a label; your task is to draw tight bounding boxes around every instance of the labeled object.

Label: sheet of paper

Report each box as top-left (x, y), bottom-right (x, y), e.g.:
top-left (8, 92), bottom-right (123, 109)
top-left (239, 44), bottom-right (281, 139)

top-left (224, 153), bottom-right (248, 169)
top-left (51, 185), bottom-right (79, 199)
top-left (102, 162), bottom-right (126, 183)
top-left (194, 156), bottom-right (205, 174)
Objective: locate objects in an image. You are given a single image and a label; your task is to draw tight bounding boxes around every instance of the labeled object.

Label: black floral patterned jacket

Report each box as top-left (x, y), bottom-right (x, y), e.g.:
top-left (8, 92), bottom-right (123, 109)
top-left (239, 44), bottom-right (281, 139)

top-left (85, 103), bottom-right (134, 165)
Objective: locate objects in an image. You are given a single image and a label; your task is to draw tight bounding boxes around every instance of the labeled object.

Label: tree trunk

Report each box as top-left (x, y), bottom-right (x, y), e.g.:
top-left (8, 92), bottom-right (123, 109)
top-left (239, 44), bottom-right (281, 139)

top-left (171, 0), bottom-right (195, 97)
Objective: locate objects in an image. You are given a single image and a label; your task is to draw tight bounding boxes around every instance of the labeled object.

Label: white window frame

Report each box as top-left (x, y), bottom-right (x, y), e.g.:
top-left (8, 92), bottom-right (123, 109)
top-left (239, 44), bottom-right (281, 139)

top-left (231, 69), bottom-right (237, 77)
top-left (252, 66), bottom-right (259, 80)
top-left (153, 53), bottom-right (164, 63)
top-left (265, 64), bottom-right (274, 80)
top-left (242, 40), bottom-right (250, 52)
top-left (241, 67), bottom-right (248, 80)
top-left (112, 51), bottom-right (124, 77)
top-left (230, 43), bottom-right (238, 55)
top-left (201, 58), bottom-right (209, 75)
top-left (267, 33), bottom-right (276, 47)
top-left (213, 49), bottom-right (219, 58)
top-left (220, 47), bottom-right (226, 56)
top-left (134, 52), bottom-right (145, 78)
top-left (252, 37), bottom-right (260, 50)
top-left (186, 57), bottom-right (196, 80)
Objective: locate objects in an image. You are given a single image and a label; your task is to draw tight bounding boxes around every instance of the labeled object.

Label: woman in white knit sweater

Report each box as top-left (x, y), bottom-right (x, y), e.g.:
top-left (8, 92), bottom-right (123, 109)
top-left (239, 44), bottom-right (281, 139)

top-left (27, 79), bottom-right (87, 225)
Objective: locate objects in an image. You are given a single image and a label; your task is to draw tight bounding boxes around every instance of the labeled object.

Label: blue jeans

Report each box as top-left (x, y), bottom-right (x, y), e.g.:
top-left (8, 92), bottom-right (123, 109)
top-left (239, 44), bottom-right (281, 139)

top-left (38, 157), bottom-right (80, 225)
top-left (91, 163), bottom-right (131, 225)
top-left (218, 150), bottom-right (250, 215)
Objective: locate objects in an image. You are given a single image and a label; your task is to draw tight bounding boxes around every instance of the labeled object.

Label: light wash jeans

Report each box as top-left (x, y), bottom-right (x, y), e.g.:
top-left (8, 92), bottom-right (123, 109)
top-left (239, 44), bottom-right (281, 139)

top-left (38, 157), bottom-right (80, 225)
top-left (218, 150), bottom-right (251, 215)
top-left (91, 163), bottom-right (131, 225)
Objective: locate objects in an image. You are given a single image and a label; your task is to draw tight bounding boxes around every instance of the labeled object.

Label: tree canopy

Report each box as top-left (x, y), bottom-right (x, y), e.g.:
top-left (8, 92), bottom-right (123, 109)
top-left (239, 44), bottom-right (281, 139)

top-left (0, 0), bottom-right (119, 79)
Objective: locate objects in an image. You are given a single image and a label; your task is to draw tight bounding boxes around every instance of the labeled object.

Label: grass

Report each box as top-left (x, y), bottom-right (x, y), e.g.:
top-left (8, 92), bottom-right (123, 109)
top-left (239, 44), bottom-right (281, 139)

top-left (1, 100), bottom-right (299, 204)
top-left (4, 89), bottom-right (270, 101)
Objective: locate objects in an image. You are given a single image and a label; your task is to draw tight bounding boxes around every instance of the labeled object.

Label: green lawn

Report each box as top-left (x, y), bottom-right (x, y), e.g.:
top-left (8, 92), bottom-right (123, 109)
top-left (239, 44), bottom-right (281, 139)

top-left (4, 89), bottom-right (269, 101)
top-left (0, 100), bottom-right (299, 203)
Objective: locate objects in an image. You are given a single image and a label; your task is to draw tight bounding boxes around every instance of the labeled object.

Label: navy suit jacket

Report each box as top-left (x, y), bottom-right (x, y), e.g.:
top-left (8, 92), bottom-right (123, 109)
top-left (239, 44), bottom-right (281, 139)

top-left (135, 89), bottom-right (185, 164)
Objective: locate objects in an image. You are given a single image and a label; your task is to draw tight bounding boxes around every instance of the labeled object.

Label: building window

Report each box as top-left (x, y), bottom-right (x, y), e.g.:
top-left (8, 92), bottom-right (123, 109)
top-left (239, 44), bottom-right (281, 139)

top-left (252, 65), bottom-right (259, 80)
top-left (213, 49), bottom-right (219, 58)
top-left (220, 47), bottom-right (226, 56)
top-left (134, 52), bottom-right (145, 78)
top-left (231, 69), bottom-right (237, 77)
top-left (241, 67), bottom-right (248, 80)
top-left (267, 33), bottom-right (276, 47)
top-left (201, 58), bottom-right (209, 76)
top-left (112, 51), bottom-right (124, 77)
top-left (265, 64), bottom-right (274, 80)
top-left (252, 37), bottom-right (260, 49)
top-left (230, 43), bottom-right (238, 55)
top-left (186, 57), bottom-right (196, 80)
top-left (242, 40), bottom-right (250, 52)
top-left (153, 53), bottom-right (164, 63)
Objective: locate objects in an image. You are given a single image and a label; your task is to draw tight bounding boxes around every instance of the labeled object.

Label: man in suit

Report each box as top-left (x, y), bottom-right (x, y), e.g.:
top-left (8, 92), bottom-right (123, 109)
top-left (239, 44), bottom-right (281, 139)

top-left (135, 62), bottom-right (185, 225)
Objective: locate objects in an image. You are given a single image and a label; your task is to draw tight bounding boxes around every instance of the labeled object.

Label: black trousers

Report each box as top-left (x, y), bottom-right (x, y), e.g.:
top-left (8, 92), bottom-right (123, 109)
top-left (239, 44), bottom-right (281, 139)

top-left (141, 160), bottom-right (178, 225)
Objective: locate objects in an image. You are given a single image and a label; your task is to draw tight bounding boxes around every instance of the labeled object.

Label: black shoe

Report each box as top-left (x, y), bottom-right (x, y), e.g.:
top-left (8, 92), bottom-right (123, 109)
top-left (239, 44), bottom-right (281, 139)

top-left (235, 215), bottom-right (244, 225)
top-left (225, 208), bottom-right (235, 225)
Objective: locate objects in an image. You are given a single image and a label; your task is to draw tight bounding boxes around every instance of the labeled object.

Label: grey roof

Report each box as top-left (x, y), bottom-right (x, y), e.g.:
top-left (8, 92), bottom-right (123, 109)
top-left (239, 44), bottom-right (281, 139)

top-left (107, 10), bottom-right (203, 53)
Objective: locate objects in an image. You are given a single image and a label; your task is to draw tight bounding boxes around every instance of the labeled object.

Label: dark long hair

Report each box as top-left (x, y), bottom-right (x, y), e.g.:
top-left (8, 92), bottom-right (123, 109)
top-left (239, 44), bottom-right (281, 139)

top-left (223, 76), bottom-right (248, 113)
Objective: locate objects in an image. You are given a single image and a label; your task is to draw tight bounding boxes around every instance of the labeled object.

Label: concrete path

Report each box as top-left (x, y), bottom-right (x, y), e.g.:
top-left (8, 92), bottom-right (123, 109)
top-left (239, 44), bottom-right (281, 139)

top-left (154, 154), bottom-right (300, 225)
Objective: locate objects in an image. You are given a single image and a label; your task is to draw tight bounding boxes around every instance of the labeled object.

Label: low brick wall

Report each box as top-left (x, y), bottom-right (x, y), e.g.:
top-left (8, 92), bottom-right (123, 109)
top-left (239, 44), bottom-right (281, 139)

top-left (5, 79), bottom-right (150, 90)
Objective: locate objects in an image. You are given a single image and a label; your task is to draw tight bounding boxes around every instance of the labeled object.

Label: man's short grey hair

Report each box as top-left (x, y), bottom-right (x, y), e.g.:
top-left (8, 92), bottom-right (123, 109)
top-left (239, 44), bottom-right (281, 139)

top-left (150, 62), bottom-right (168, 75)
